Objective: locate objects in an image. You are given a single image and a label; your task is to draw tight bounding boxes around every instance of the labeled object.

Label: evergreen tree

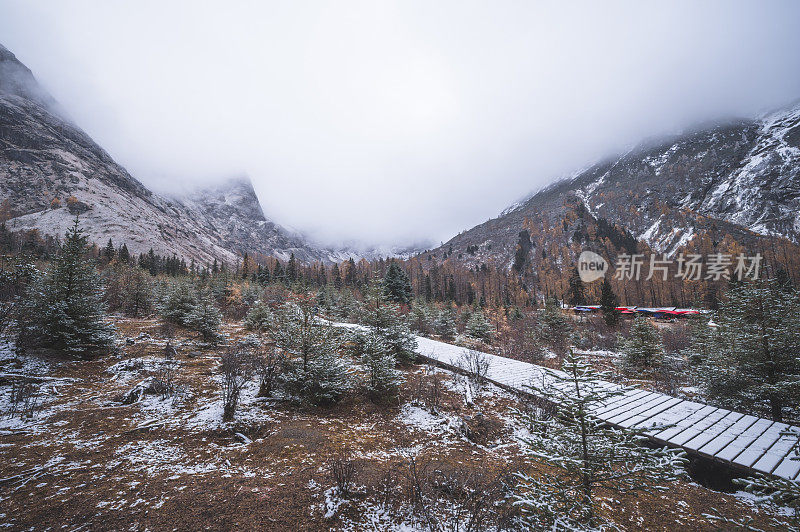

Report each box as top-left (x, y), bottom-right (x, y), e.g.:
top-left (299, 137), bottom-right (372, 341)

top-left (466, 310), bottom-right (494, 342)
top-left (270, 295), bottom-right (351, 404)
top-left (433, 307), bottom-right (458, 340)
top-left (273, 260), bottom-right (285, 284)
top-left (697, 279), bottom-right (800, 422)
top-left (685, 313), bottom-right (715, 365)
top-left (621, 314), bottom-right (664, 373)
top-left (241, 252), bottom-right (249, 280)
top-left (383, 261), bottom-right (412, 305)
top-left (158, 281), bottom-right (198, 327)
top-left (286, 253), bottom-right (297, 284)
top-left (331, 263), bottom-right (343, 289)
top-left (125, 267), bottom-right (152, 317)
top-left (599, 278), bottom-right (620, 326)
top-left (102, 238), bottom-right (115, 262)
top-left (18, 218), bottom-right (116, 357)
top-left (566, 266), bottom-right (585, 306)
top-left (359, 329), bottom-right (401, 400)
top-left (344, 258), bottom-right (357, 287)
top-left (535, 297), bottom-right (571, 356)
top-left (362, 275), bottom-right (418, 363)
top-left (188, 287), bottom-right (223, 344)
top-left (513, 350), bottom-right (686, 529)
top-left (118, 243), bottom-right (131, 263)
top-left (244, 300), bottom-right (274, 332)
top-left (731, 431), bottom-right (799, 529)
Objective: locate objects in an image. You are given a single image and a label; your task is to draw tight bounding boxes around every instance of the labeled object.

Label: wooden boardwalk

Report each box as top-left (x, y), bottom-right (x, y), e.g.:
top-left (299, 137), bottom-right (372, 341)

top-left (412, 336), bottom-right (800, 482)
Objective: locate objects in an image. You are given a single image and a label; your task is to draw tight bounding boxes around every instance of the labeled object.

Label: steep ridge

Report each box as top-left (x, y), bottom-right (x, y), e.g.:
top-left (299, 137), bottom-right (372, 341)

top-left (426, 102), bottom-right (800, 270)
top-left (0, 43), bottom-right (370, 265)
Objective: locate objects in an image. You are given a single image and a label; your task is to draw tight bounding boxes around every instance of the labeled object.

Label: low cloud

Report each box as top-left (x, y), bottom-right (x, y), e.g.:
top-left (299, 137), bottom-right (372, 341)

top-left (1, 0), bottom-right (799, 247)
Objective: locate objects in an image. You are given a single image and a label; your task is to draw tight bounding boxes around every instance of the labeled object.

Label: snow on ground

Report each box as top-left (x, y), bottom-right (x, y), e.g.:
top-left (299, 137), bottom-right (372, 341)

top-left (397, 403), bottom-right (464, 440)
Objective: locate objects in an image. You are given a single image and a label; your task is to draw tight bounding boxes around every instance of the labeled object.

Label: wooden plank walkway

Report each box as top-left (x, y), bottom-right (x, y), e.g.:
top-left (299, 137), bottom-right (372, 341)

top-left (411, 335), bottom-right (800, 481)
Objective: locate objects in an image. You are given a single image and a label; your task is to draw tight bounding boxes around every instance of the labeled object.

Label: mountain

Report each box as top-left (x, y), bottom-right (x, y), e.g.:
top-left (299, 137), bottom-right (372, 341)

top-left (0, 43), bottom-right (384, 265)
top-left (424, 102), bottom-right (800, 270)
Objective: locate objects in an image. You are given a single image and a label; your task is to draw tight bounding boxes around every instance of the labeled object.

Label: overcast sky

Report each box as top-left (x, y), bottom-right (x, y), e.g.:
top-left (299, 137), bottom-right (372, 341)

top-left (2, 1), bottom-right (799, 249)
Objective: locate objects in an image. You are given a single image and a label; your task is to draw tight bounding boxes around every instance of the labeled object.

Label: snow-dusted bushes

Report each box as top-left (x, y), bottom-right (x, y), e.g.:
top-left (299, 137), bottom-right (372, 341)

top-left (465, 310), bottom-right (494, 343)
top-left (158, 281), bottom-right (222, 344)
top-left (244, 300), bottom-right (274, 332)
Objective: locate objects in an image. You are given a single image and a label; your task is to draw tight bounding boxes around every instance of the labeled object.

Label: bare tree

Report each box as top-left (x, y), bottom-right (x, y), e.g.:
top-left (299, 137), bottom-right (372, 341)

top-left (7, 377), bottom-right (40, 419)
top-left (220, 345), bottom-right (254, 421)
top-left (328, 451), bottom-right (360, 498)
top-left (255, 344), bottom-right (284, 397)
top-left (414, 369), bottom-right (443, 414)
top-left (454, 349), bottom-right (492, 402)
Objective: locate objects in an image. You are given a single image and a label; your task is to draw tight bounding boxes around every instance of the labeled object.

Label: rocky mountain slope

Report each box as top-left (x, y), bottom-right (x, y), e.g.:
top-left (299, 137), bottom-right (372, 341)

top-left (426, 102), bottom-right (800, 269)
top-left (0, 43), bottom-right (368, 265)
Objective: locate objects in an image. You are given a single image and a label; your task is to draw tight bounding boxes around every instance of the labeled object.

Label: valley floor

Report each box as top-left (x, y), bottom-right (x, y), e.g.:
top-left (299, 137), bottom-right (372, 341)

top-left (0, 318), bottom-right (788, 530)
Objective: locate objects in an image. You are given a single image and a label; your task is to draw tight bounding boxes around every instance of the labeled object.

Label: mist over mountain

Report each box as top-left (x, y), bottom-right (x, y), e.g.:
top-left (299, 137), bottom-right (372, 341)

top-left (421, 102), bottom-right (800, 270)
top-left (0, 43), bottom-right (408, 264)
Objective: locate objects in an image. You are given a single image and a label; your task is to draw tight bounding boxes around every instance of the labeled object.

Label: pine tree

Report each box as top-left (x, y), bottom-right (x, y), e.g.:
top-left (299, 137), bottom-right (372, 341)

top-left (102, 238), bottom-right (115, 262)
top-left (241, 252), bottom-right (249, 280)
top-left (535, 297), bottom-right (571, 356)
top-left (18, 218), bottom-right (116, 358)
top-left (188, 287), bottom-right (223, 344)
top-left (621, 314), bottom-right (664, 373)
top-left (344, 258), bottom-right (357, 287)
top-left (566, 266), bottom-right (585, 306)
top-left (126, 268), bottom-right (152, 317)
top-left (270, 295), bottom-right (352, 404)
top-left (697, 279), bottom-right (800, 422)
top-left (600, 278), bottom-right (620, 326)
top-left (466, 310), bottom-right (494, 342)
top-left (685, 313), bottom-right (715, 365)
top-left (383, 261), bottom-right (412, 305)
top-left (360, 329), bottom-right (401, 400)
top-left (286, 253), bottom-right (297, 284)
top-left (118, 243), bottom-right (131, 263)
top-left (158, 281), bottom-right (198, 327)
top-left (731, 430), bottom-right (799, 529)
top-left (331, 263), bottom-right (343, 289)
top-left (433, 307), bottom-right (457, 340)
top-left (244, 300), bottom-right (274, 332)
top-left (362, 275), bottom-right (418, 364)
top-left (513, 350), bottom-right (686, 529)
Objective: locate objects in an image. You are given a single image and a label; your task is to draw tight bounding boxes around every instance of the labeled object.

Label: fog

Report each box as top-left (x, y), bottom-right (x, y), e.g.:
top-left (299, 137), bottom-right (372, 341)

top-left (1, 1), bottom-right (799, 249)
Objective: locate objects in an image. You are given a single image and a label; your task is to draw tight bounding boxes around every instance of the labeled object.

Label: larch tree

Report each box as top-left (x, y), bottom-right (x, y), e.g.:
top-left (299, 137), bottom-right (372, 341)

top-left (18, 217), bottom-right (116, 358)
top-left (513, 350), bottom-right (686, 530)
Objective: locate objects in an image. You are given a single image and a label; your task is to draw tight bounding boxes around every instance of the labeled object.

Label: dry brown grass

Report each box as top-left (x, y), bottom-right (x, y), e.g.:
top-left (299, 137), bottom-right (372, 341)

top-left (0, 317), bottom-right (786, 530)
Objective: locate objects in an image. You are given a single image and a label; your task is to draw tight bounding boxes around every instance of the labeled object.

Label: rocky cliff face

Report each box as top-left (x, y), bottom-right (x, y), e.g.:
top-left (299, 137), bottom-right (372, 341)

top-left (0, 43), bottom-right (376, 265)
top-left (423, 102), bottom-right (800, 270)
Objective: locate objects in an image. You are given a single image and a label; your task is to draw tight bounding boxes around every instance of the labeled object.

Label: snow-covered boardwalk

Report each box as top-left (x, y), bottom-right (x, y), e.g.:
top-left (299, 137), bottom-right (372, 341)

top-left (412, 336), bottom-right (800, 482)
